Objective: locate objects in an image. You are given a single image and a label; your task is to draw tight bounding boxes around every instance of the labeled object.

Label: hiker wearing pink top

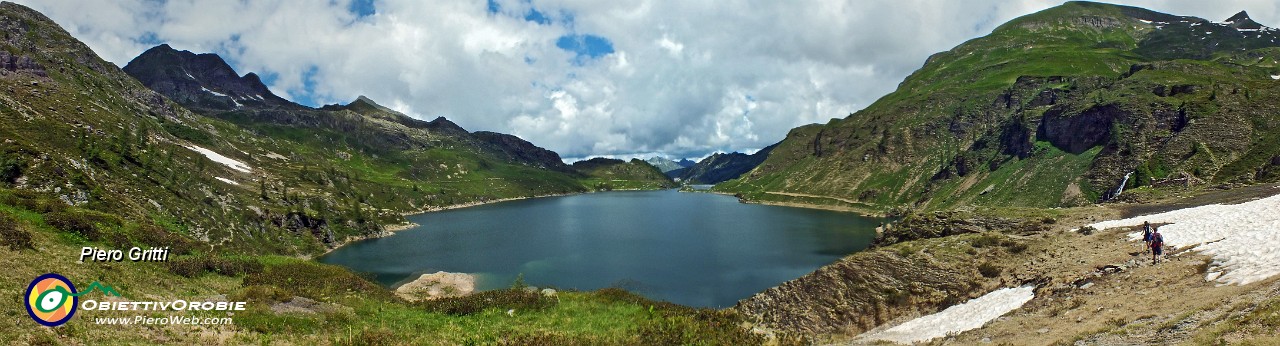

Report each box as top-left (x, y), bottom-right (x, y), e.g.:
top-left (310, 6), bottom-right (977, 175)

top-left (1150, 227), bottom-right (1164, 264)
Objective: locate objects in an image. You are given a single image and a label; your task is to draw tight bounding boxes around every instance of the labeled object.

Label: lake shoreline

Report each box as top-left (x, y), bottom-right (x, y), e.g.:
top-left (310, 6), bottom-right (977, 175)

top-left (698, 190), bottom-right (887, 218)
top-left (320, 189), bottom-right (680, 257)
top-left (748, 199), bottom-right (884, 217)
top-left (316, 193), bottom-right (577, 257)
top-left (399, 192), bottom-right (579, 215)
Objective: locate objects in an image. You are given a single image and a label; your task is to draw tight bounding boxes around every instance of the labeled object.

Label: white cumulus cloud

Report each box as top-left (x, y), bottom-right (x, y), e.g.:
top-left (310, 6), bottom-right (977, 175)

top-left (13, 0), bottom-right (1280, 159)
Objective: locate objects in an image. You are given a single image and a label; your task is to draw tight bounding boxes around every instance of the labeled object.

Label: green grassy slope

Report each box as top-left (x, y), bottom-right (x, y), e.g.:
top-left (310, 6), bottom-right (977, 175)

top-left (572, 158), bottom-right (677, 190)
top-left (720, 1), bottom-right (1280, 213)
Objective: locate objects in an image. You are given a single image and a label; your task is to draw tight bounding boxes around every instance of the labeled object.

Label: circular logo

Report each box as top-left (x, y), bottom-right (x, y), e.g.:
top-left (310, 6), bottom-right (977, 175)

top-left (25, 273), bottom-right (78, 327)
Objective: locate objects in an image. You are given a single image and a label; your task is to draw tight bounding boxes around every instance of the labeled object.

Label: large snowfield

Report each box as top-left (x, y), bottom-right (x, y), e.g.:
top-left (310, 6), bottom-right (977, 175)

top-left (184, 144), bottom-right (252, 173)
top-left (1087, 193), bottom-right (1280, 285)
top-left (859, 286), bottom-right (1036, 344)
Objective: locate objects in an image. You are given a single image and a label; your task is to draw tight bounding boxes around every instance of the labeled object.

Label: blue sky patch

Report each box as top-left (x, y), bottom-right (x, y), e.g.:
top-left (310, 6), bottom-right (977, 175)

top-left (348, 0), bottom-right (376, 17)
top-left (137, 32), bottom-right (161, 46)
top-left (556, 34), bottom-right (614, 64)
top-left (488, 0), bottom-right (553, 26)
top-left (295, 65), bottom-right (321, 106)
top-left (524, 7), bottom-right (550, 25)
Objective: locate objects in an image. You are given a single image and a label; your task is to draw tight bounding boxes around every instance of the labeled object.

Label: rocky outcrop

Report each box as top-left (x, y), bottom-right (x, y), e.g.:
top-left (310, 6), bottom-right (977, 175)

top-left (735, 249), bottom-right (989, 336)
top-left (0, 51), bottom-right (44, 76)
top-left (877, 212), bottom-right (1009, 246)
top-left (1037, 104), bottom-right (1122, 155)
top-left (394, 271), bottom-right (476, 301)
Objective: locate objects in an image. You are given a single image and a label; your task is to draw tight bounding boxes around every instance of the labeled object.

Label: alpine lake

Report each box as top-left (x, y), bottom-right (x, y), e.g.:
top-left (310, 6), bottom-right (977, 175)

top-left (319, 189), bottom-right (879, 308)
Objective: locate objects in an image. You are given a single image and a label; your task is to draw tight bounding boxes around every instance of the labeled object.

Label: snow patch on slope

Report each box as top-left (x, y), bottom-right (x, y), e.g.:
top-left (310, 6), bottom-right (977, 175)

top-left (184, 144), bottom-right (252, 173)
top-left (859, 286), bottom-right (1036, 344)
top-left (214, 177), bottom-right (239, 185)
top-left (1087, 194), bottom-right (1280, 285)
top-left (201, 87), bottom-right (227, 97)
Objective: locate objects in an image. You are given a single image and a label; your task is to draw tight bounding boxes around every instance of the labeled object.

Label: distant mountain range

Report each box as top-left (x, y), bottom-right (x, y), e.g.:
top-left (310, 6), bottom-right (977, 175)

top-left (669, 145), bottom-right (777, 184)
top-left (644, 156), bottom-right (693, 173)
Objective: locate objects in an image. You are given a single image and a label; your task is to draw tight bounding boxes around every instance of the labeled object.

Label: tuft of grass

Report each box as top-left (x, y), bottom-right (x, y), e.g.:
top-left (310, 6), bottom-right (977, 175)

top-left (167, 255), bottom-right (264, 278)
top-left (0, 213), bottom-right (33, 250)
top-left (1005, 240), bottom-right (1030, 254)
top-left (44, 210), bottom-right (119, 240)
top-left (331, 328), bottom-right (398, 346)
top-left (417, 288), bottom-right (556, 316)
top-left (978, 262), bottom-right (1003, 278)
top-left (971, 233), bottom-right (1003, 248)
top-left (242, 260), bottom-right (393, 301)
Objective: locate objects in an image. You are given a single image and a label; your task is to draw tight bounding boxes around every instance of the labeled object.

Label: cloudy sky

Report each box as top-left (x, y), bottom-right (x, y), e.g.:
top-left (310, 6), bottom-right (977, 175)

top-left (15, 0), bottom-right (1280, 160)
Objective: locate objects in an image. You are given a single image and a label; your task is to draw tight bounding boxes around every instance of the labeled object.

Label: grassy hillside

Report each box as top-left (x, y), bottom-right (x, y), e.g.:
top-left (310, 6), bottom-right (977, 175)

top-left (571, 158), bottom-right (677, 190)
top-left (719, 1), bottom-right (1280, 213)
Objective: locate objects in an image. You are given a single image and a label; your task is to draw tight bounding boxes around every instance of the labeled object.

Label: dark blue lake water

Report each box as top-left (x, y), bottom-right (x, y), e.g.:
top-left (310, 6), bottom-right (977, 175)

top-left (319, 189), bottom-right (878, 308)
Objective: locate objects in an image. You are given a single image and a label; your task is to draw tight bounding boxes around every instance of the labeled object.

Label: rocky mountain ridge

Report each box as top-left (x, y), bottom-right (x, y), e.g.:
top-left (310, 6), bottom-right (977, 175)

top-left (123, 44), bottom-right (297, 111)
top-left (676, 143), bottom-right (776, 184)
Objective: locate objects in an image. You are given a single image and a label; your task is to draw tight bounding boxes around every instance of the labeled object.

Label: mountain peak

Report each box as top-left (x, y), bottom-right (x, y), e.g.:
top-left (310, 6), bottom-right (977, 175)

top-left (1225, 10), bottom-right (1263, 30)
top-left (338, 95), bottom-right (405, 117)
top-left (1226, 11), bottom-right (1251, 23)
top-left (123, 44), bottom-right (299, 111)
top-left (149, 43), bottom-right (175, 52)
top-left (347, 95), bottom-right (383, 109)
top-left (426, 116), bottom-right (468, 134)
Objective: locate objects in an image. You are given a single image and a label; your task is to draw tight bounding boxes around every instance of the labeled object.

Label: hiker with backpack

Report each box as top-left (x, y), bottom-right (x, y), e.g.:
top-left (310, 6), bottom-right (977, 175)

top-left (1150, 227), bottom-right (1164, 264)
top-left (1141, 221), bottom-right (1153, 254)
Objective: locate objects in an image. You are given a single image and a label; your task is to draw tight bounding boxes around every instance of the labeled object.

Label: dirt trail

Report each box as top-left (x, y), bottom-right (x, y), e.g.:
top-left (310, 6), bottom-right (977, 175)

top-left (764, 191), bottom-right (862, 205)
